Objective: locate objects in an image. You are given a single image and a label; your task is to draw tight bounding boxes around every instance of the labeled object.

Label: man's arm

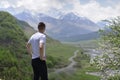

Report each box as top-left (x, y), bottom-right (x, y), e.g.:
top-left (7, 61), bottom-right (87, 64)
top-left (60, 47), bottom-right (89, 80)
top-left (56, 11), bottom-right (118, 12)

top-left (39, 43), bottom-right (45, 61)
top-left (26, 43), bottom-right (32, 57)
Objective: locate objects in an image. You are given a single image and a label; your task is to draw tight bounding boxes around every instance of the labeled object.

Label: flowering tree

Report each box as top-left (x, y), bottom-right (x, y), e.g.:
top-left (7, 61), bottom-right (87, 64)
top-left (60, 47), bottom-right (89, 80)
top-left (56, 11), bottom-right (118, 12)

top-left (93, 17), bottom-right (120, 80)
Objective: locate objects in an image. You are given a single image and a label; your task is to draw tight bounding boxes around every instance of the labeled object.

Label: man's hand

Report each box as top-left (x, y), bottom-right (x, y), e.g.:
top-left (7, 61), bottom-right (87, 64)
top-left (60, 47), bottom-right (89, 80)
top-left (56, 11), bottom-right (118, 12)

top-left (26, 43), bottom-right (32, 57)
top-left (40, 56), bottom-right (46, 61)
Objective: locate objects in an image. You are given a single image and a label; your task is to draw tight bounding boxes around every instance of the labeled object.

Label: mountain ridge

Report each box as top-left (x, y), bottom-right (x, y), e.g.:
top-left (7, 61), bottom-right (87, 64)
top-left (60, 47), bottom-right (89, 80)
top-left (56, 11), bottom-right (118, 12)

top-left (14, 11), bottom-right (100, 41)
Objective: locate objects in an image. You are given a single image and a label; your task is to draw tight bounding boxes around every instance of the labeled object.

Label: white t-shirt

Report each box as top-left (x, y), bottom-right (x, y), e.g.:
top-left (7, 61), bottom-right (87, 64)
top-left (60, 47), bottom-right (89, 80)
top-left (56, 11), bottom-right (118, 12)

top-left (28, 32), bottom-right (46, 59)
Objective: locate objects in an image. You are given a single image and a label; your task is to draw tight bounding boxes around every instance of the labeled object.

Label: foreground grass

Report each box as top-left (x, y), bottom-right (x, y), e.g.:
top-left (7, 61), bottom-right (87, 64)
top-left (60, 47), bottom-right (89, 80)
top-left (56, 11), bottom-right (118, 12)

top-left (49, 69), bottom-right (100, 80)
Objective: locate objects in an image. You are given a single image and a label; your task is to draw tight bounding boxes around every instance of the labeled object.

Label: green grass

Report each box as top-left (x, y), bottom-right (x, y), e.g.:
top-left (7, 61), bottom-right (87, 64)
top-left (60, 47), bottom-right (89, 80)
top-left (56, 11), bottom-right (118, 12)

top-left (49, 69), bottom-right (100, 80)
top-left (71, 70), bottom-right (100, 80)
top-left (46, 43), bottom-right (77, 68)
top-left (47, 44), bottom-right (77, 60)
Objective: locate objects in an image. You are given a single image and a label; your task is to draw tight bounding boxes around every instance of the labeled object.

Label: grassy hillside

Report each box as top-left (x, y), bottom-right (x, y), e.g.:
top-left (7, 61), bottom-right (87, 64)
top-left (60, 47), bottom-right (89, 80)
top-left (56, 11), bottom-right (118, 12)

top-left (0, 11), bottom-right (32, 80)
top-left (0, 12), bottom-right (27, 51)
top-left (17, 20), bottom-right (36, 38)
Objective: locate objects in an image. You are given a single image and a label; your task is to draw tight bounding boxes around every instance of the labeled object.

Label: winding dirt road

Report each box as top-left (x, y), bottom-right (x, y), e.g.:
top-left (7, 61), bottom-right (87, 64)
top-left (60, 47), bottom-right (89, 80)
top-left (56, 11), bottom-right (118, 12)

top-left (54, 50), bottom-right (79, 73)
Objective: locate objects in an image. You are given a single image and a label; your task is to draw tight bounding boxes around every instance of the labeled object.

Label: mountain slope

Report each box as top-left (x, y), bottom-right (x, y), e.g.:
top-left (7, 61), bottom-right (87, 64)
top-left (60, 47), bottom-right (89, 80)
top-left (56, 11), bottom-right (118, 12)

top-left (0, 11), bottom-right (27, 53)
top-left (60, 12), bottom-right (98, 28)
top-left (0, 11), bottom-right (31, 80)
top-left (16, 19), bottom-right (36, 38)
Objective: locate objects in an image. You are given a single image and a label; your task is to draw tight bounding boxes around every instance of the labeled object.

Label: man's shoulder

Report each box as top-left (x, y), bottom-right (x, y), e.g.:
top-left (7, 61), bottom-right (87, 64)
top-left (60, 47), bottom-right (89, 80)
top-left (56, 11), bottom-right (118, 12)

top-left (38, 32), bottom-right (46, 37)
top-left (31, 32), bottom-right (46, 39)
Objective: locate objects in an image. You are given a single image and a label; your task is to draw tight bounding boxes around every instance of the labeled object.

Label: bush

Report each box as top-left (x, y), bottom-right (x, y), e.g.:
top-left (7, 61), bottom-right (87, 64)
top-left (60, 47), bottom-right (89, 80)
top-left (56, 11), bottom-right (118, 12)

top-left (108, 75), bottom-right (120, 80)
top-left (47, 55), bottom-right (61, 68)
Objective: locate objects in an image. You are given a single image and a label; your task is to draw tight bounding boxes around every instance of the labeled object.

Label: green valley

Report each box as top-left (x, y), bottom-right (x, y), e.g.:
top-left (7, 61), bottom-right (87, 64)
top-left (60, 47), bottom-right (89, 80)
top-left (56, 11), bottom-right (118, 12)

top-left (0, 11), bottom-right (100, 80)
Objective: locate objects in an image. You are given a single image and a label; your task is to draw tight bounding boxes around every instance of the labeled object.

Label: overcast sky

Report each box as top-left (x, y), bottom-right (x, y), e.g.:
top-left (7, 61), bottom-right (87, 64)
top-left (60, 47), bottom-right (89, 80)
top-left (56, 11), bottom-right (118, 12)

top-left (0, 0), bottom-right (120, 22)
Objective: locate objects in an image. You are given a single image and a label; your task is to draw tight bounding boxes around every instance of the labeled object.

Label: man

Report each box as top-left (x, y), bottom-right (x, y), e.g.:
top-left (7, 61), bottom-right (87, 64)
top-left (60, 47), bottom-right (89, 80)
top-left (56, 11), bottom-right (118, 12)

top-left (26, 22), bottom-right (48, 80)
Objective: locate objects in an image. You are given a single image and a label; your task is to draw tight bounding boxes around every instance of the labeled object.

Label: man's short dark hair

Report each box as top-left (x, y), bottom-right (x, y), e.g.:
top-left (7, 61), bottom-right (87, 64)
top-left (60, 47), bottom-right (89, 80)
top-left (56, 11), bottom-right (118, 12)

top-left (38, 22), bottom-right (45, 30)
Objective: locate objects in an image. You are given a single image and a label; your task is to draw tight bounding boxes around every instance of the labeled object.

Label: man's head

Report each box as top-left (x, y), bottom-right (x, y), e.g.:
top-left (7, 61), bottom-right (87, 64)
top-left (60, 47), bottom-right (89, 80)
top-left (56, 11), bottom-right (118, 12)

top-left (38, 22), bottom-right (46, 33)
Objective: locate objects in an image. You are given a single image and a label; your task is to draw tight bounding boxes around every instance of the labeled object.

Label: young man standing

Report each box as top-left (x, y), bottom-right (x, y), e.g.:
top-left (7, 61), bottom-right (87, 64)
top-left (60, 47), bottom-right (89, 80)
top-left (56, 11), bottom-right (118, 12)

top-left (26, 22), bottom-right (48, 80)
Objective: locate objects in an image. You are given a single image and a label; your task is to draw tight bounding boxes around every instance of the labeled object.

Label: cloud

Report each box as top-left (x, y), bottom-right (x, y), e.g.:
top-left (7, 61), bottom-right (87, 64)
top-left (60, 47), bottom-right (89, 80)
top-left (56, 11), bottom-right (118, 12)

top-left (71, 0), bottom-right (120, 22)
top-left (16, 0), bottom-right (64, 13)
top-left (0, 0), bottom-right (63, 12)
top-left (0, 0), bottom-right (120, 22)
top-left (0, 1), bottom-right (10, 8)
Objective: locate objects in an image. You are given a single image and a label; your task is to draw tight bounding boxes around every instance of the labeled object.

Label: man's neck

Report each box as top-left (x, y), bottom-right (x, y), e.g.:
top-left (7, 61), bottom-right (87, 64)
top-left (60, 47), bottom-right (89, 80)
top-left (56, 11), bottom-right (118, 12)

top-left (39, 31), bottom-right (43, 33)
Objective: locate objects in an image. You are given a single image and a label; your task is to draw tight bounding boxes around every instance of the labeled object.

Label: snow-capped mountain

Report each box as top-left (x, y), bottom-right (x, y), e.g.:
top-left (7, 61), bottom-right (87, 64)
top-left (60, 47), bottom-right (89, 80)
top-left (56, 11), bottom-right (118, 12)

top-left (60, 12), bottom-right (99, 31)
top-left (0, 7), bottom-right (100, 41)
top-left (60, 12), bottom-right (85, 21)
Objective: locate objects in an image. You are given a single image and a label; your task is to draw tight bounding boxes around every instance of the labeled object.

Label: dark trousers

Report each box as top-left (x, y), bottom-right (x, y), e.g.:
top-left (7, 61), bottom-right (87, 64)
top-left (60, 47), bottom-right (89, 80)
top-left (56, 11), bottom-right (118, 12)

top-left (32, 58), bottom-right (48, 80)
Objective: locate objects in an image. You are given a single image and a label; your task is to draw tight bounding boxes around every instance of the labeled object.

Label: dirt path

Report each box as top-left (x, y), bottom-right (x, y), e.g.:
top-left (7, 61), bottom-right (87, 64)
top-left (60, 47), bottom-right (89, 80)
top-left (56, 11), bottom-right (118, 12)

top-left (54, 50), bottom-right (79, 73)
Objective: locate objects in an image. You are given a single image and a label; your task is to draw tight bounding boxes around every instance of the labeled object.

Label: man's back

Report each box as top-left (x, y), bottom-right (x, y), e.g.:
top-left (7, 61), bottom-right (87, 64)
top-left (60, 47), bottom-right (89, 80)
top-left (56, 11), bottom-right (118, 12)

top-left (28, 32), bottom-right (46, 59)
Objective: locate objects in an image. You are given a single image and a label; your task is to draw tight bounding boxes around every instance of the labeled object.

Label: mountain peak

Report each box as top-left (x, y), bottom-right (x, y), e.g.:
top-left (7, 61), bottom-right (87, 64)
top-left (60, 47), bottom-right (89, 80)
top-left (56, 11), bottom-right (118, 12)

top-left (66, 12), bottom-right (77, 17)
top-left (59, 12), bottom-right (89, 22)
top-left (60, 12), bottom-right (78, 20)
